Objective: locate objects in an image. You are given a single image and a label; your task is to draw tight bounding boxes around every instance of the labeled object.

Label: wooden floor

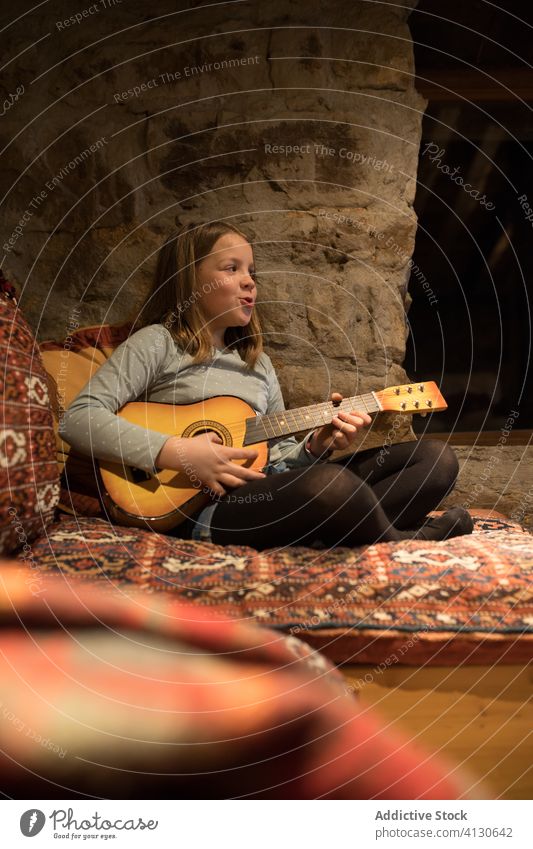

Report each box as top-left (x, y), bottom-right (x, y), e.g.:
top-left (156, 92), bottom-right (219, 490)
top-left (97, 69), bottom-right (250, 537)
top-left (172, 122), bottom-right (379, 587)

top-left (342, 663), bottom-right (532, 799)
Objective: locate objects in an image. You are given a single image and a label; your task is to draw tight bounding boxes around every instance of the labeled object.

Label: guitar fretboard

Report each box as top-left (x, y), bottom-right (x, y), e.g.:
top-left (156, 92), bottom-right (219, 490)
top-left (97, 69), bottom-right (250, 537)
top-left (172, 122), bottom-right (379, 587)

top-left (244, 393), bottom-right (381, 445)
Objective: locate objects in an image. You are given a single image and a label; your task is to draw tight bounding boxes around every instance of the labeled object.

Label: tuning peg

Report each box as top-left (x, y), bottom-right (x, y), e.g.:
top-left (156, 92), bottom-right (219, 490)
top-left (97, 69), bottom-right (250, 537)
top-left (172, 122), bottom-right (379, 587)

top-left (418, 384), bottom-right (425, 392)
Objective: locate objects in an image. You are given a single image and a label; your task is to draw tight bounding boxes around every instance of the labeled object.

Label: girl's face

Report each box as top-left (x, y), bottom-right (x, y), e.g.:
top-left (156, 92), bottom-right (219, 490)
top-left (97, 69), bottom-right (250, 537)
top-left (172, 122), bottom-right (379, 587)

top-left (195, 233), bottom-right (256, 347)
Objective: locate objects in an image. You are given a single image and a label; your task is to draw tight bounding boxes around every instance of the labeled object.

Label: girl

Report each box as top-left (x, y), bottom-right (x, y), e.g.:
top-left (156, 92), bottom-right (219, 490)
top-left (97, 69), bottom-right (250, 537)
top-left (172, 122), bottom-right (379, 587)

top-left (61, 220), bottom-right (473, 550)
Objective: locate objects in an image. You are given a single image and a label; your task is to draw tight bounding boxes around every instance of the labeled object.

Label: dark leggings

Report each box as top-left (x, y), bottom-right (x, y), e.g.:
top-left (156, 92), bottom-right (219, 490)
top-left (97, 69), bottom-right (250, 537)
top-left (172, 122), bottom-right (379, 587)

top-left (208, 439), bottom-right (459, 550)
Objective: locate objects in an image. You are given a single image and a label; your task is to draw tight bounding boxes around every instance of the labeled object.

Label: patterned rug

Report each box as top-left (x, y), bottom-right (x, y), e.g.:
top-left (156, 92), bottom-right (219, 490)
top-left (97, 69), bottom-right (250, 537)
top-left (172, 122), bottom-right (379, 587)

top-left (18, 513), bottom-right (533, 665)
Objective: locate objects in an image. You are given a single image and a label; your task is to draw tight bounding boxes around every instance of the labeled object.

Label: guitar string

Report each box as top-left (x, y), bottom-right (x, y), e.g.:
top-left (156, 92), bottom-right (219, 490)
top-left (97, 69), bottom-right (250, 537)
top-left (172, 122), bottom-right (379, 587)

top-left (138, 394), bottom-right (382, 438)
top-left (135, 386), bottom-right (428, 443)
top-left (245, 396), bottom-right (381, 439)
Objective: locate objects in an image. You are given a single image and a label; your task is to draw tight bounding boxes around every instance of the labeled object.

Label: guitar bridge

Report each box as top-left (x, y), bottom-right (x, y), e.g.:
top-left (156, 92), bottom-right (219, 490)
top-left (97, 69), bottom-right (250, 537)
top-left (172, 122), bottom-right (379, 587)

top-left (130, 467), bottom-right (152, 484)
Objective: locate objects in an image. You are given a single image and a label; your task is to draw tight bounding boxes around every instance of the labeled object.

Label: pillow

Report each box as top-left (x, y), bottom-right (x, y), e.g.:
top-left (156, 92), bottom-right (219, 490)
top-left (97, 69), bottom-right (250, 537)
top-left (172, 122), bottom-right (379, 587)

top-left (40, 321), bottom-right (133, 516)
top-left (0, 562), bottom-right (472, 799)
top-left (0, 282), bottom-right (60, 554)
top-left (25, 513), bottom-right (533, 666)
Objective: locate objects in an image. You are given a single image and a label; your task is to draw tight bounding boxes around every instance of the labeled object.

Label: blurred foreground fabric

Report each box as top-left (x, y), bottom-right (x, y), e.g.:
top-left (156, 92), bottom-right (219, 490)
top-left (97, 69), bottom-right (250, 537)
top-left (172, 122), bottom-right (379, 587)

top-left (0, 565), bottom-right (476, 799)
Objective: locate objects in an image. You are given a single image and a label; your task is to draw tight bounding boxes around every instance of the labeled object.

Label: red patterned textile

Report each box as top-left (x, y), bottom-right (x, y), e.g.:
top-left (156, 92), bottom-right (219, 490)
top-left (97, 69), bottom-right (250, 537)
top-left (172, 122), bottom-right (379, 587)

top-left (20, 513), bottom-right (533, 665)
top-left (0, 564), bottom-right (476, 799)
top-left (0, 291), bottom-right (60, 555)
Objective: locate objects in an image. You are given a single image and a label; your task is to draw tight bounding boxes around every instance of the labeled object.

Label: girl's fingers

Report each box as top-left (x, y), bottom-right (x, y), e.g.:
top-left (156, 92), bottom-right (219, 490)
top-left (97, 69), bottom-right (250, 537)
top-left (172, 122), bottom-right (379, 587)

top-left (225, 463), bottom-right (266, 482)
top-left (218, 473), bottom-right (250, 489)
top-left (332, 416), bottom-right (357, 433)
top-left (204, 481), bottom-right (226, 497)
top-left (227, 447), bottom-right (260, 460)
top-left (218, 466), bottom-right (266, 487)
top-left (351, 410), bottom-right (372, 424)
top-left (337, 411), bottom-right (371, 427)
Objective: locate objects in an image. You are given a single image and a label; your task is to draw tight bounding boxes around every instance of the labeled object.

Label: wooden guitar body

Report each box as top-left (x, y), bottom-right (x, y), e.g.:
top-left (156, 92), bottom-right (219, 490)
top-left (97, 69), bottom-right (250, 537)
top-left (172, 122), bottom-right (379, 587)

top-left (99, 396), bottom-right (267, 533)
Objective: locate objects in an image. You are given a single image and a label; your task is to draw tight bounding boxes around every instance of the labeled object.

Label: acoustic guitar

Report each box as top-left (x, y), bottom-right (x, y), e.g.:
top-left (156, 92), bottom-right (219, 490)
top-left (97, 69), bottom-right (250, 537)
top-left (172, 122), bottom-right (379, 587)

top-left (98, 381), bottom-right (447, 532)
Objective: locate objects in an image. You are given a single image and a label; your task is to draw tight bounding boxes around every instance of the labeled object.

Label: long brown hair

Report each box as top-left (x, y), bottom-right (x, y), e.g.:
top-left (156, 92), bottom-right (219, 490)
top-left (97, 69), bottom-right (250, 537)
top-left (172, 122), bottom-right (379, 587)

top-left (133, 221), bottom-right (263, 368)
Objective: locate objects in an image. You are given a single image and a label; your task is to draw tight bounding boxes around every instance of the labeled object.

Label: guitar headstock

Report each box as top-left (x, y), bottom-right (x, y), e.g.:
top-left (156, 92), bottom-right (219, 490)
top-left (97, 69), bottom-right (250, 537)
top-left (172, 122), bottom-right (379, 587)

top-left (375, 381), bottom-right (447, 414)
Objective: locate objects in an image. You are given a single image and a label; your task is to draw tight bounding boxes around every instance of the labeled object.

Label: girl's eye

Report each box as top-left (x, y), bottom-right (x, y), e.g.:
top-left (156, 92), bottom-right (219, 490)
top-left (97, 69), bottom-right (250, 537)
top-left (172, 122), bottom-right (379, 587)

top-left (225, 265), bottom-right (237, 272)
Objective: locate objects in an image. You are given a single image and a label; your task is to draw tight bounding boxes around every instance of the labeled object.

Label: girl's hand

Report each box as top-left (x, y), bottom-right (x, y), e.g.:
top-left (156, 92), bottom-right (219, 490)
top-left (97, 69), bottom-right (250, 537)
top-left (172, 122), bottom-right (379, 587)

top-left (156, 433), bottom-right (266, 498)
top-left (309, 392), bottom-right (372, 456)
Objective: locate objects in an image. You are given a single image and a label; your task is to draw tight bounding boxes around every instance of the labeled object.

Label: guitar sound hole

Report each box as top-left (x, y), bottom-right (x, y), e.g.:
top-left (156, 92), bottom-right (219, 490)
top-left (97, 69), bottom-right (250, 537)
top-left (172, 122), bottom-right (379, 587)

top-left (130, 467), bottom-right (152, 483)
top-left (194, 427), bottom-right (225, 443)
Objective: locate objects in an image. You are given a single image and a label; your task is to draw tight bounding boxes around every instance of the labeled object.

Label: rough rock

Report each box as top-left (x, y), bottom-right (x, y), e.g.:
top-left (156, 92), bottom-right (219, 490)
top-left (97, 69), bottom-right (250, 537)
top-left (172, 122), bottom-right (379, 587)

top-left (440, 445), bottom-right (533, 530)
top-left (1, 0), bottom-right (425, 445)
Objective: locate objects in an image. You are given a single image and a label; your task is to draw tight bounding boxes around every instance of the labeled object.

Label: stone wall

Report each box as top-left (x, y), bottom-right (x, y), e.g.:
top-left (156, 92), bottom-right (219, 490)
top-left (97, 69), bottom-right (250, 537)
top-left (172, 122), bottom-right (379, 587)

top-left (441, 446), bottom-right (533, 530)
top-left (1, 0), bottom-right (425, 446)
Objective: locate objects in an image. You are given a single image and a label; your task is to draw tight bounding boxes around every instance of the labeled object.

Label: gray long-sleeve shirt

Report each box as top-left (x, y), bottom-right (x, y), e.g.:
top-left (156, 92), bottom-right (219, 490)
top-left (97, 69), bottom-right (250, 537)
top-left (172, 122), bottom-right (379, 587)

top-left (59, 323), bottom-right (318, 474)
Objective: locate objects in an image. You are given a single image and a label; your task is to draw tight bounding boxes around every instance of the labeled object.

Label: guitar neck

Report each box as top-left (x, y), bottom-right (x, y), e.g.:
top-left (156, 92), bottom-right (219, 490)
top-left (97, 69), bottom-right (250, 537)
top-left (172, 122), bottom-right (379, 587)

top-left (243, 393), bottom-right (381, 445)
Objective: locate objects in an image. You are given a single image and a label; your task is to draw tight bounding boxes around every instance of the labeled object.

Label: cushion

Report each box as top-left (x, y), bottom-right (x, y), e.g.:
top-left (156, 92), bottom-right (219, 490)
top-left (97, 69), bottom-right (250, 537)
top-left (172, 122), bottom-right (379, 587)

top-left (0, 286), bottom-right (60, 554)
top-left (40, 321), bottom-right (133, 516)
top-left (0, 563), bottom-right (470, 799)
top-left (19, 513), bottom-right (533, 665)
